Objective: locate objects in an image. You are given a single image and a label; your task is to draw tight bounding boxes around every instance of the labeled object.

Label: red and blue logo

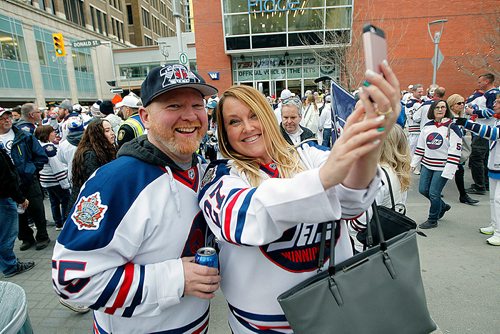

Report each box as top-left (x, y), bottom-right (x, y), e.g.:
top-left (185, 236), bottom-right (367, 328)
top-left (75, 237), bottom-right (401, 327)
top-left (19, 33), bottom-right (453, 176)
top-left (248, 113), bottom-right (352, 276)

top-left (426, 133), bottom-right (444, 150)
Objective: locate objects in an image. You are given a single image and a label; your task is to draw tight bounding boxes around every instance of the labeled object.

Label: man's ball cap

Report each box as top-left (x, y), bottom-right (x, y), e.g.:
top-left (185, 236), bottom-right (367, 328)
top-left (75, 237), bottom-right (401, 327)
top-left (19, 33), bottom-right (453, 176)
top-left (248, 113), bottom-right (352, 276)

top-left (0, 107), bottom-right (11, 117)
top-left (141, 64), bottom-right (218, 107)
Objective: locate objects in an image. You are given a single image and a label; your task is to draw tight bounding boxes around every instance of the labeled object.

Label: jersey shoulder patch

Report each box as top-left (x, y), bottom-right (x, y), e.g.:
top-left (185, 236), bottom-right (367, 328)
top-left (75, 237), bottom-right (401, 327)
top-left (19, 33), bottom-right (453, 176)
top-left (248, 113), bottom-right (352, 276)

top-left (44, 143), bottom-right (58, 157)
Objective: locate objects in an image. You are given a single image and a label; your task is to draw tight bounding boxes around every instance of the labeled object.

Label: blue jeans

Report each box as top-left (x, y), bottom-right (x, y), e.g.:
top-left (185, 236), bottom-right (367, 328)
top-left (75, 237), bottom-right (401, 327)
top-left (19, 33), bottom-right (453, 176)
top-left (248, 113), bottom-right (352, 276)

top-left (0, 198), bottom-right (19, 274)
top-left (419, 166), bottom-right (449, 221)
top-left (46, 185), bottom-right (71, 227)
top-left (322, 128), bottom-right (332, 147)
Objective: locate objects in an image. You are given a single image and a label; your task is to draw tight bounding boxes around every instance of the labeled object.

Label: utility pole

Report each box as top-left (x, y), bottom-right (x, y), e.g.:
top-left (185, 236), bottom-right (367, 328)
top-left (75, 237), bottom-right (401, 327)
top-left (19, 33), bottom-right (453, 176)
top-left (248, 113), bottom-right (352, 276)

top-left (427, 19), bottom-right (447, 85)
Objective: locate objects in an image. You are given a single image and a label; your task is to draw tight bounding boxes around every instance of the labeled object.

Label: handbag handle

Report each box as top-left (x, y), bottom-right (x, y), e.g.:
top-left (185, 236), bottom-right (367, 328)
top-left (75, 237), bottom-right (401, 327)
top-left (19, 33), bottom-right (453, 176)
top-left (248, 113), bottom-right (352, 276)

top-left (381, 167), bottom-right (396, 210)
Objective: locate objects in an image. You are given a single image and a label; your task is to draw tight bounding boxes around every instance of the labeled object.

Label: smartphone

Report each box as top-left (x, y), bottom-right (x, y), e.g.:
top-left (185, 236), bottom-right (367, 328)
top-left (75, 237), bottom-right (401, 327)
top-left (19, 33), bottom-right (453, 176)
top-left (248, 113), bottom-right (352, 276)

top-left (362, 24), bottom-right (387, 74)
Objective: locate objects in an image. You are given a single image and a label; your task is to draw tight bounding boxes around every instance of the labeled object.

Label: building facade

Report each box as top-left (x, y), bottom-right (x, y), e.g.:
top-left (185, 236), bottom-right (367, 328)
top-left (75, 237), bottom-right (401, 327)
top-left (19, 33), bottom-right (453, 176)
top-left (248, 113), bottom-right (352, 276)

top-left (0, 0), bottom-right (189, 107)
top-left (194, 0), bottom-right (499, 98)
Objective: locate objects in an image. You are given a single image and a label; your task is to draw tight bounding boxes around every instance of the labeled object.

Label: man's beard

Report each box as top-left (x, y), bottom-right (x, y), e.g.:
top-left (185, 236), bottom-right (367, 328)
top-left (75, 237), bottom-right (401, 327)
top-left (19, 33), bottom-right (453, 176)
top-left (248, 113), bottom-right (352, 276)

top-left (150, 122), bottom-right (204, 157)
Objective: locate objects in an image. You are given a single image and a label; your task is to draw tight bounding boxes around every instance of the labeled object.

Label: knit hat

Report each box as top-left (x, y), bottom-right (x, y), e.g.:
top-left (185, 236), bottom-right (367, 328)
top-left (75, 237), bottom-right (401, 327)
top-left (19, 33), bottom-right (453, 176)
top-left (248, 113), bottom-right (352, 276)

top-left (66, 113), bottom-right (84, 132)
top-left (141, 64), bottom-right (217, 107)
top-left (207, 100), bottom-right (217, 109)
top-left (99, 100), bottom-right (114, 116)
top-left (280, 89), bottom-right (292, 100)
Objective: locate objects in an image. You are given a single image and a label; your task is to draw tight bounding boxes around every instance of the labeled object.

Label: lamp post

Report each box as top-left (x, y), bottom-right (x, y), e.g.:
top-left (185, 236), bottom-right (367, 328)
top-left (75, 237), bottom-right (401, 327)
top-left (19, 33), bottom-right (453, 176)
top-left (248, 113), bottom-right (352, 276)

top-left (427, 19), bottom-right (448, 85)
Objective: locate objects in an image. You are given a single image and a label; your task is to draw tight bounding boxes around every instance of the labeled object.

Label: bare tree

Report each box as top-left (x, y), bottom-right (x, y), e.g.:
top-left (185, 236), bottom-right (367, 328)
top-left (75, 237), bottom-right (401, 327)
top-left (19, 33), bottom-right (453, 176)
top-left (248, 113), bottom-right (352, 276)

top-left (304, 1), bottom-right (407, 92)
top-left (452, 17), bottom-right (500, 79)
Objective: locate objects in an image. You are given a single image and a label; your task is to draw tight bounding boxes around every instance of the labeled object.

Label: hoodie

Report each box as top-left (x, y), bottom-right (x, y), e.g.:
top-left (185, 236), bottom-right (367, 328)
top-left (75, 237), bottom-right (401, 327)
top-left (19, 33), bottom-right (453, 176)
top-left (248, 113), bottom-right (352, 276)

top-left (52, 135), bottom-right (211, 334)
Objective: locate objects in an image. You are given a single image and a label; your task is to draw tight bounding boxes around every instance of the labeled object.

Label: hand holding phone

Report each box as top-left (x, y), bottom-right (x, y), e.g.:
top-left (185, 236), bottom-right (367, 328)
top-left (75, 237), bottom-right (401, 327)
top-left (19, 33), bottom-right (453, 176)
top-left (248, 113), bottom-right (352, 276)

top-left (363, 24), bottom-right (388, 74)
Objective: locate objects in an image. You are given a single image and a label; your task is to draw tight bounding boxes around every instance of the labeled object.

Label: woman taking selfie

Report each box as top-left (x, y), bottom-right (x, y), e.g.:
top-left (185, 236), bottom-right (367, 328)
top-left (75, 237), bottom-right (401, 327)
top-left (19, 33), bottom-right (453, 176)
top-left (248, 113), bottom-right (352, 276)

top-left (199, 62), bottom-right (401, 333)
top-left (411, 100), bottom-right (463, 229)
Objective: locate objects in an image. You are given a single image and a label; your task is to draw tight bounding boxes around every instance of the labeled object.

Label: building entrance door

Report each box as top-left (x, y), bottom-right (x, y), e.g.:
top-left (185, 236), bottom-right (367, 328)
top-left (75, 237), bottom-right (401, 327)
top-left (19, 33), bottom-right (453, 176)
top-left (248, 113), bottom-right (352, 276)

top-left (256, 81), bottom-right (270, 96)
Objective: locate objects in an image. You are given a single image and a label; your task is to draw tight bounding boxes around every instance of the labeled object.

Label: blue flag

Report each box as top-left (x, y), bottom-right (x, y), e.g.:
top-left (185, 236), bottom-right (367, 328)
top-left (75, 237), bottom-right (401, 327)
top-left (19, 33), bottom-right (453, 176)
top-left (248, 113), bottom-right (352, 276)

top-left (330, 81), bottom-right (356, 145)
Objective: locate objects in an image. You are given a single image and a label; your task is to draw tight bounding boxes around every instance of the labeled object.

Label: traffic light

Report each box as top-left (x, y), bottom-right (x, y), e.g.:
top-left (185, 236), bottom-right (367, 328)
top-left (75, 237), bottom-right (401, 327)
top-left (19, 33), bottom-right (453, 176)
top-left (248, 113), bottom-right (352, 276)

top-left (52, 33), bottom-right (66, 57)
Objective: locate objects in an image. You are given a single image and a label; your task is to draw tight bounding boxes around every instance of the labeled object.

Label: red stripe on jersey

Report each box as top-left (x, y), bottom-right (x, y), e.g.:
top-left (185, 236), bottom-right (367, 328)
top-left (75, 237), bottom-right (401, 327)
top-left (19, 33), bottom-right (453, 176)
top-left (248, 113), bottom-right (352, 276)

top-left (448, 157), bottom-right (460, 163)
top-left (224, 189), bottom-right (246, 244)
top-left (253, 324), bottom-right (292, 330)
top-left (193, 318), bottom-right (209, 334)
top-left (105, 263), bottom-right (134, 314)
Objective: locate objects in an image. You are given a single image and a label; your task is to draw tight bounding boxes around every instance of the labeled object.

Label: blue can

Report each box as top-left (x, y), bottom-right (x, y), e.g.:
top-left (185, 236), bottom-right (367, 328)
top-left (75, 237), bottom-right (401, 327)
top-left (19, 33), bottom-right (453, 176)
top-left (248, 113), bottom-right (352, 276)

top-left (195, 247), bottom-right (218, 268)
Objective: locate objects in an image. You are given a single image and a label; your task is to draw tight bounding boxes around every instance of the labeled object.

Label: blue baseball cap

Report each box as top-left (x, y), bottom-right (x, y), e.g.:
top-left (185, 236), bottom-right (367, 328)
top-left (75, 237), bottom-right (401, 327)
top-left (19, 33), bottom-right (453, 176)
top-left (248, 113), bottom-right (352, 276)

top-left (141, 64), bottom-right (218, 107)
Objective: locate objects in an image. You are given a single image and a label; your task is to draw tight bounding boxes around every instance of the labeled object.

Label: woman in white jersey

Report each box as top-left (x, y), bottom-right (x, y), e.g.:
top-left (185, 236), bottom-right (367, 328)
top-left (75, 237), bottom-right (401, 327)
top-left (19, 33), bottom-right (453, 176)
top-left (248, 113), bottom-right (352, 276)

top-left (199, 63), bottom-right (401, 333)
top-left (411, 100), bottom-right (463, 229)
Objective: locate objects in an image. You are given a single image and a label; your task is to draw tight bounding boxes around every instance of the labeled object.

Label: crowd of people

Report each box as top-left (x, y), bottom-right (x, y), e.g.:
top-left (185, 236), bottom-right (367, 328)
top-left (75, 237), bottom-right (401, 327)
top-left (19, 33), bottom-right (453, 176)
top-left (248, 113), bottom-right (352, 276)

top-left (0, 61), bottom-right (498, 333)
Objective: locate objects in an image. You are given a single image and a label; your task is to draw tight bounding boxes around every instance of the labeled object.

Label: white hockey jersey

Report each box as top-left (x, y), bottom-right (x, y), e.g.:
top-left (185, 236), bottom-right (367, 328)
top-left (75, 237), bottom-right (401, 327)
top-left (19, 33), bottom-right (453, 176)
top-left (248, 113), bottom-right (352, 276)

top-left (198, 142), bottom-right (380, 334)
top-left (405, 98), bottom-right (424, 134)
top-left (52, 139), bottom-right (211, 334)
top-left (38, 142), bottom-right (70, 189)
top-left (411, 119), bottom-right (463, 179)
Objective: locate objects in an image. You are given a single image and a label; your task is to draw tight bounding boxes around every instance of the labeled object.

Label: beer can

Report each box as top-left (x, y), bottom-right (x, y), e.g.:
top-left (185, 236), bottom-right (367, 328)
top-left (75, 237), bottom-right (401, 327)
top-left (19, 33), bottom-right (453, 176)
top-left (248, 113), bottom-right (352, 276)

top-left (195, 247), bottom-right (218, 268)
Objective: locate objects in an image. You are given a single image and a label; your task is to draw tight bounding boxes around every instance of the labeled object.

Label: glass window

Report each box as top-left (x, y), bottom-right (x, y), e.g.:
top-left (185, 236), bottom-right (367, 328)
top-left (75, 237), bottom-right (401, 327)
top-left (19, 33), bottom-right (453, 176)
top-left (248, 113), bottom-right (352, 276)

top-left (127, 5), bottom-right (134, 24)
top-left (250, 12), bottom-right (286, 34)
top-left (328, 0), bottom-right (352, 5)
top-left (325, 7), bottom-right (352, 29)
top-left (73, 50), bottom-right (92, 73)
top-left (224, 14), bottom-right (249, 35)
top-left (288, 32), bottom-right (324, 46)
top-left (0, 32), bottom-right (28, 62)
top-left (226, 36), bottom-right (250, 50)
top-left (252, 34), bottom-right (286, 48)
top-left (224, 0), bottom-right (249, 13)
top-left (36, 40), bottom-right (46, 66)
top-left (288, 8), bottom-right (324, 31)
top-left (302, 0), bottom-right (325, 7)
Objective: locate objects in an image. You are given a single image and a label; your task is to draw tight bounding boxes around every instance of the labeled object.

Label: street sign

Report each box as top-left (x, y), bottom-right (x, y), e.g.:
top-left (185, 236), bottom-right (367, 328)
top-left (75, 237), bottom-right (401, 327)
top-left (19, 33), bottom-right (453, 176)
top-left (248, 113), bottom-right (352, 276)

top-left (110, 88), bottom-right (123, 94)
top-left (431, 48), bottom-right (444, 69)
top-left (179, 52), bottom-right (189, 65)
top-left (71, 40), bottom-right (101, 48)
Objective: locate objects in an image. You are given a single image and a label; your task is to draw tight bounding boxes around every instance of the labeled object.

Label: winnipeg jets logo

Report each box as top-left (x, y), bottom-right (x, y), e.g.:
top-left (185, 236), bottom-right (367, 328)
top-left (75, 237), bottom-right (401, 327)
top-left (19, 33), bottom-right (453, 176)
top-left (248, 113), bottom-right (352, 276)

top-left (71, 192), bottom-right (108, 230)
top-left (426, 133), bottom-right (444, 150)
top-left (188, 168), bottom-right (195, 180)
top-left (159, 64), bottom-right (198, 86)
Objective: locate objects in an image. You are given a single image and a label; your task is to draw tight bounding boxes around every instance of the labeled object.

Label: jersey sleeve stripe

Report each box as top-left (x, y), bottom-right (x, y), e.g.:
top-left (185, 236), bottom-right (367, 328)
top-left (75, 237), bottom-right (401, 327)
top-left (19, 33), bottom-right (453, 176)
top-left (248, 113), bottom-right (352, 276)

top-left (122, 265), bottom-right (145, 317)
top-left (104, 262), bottom-right (134, 315)
top-left (223, 189), bottom-right (247, 244)
top-left (89, 265), bottom-right (125, 309)
top-left (235, 188), bottom-right (257, 244)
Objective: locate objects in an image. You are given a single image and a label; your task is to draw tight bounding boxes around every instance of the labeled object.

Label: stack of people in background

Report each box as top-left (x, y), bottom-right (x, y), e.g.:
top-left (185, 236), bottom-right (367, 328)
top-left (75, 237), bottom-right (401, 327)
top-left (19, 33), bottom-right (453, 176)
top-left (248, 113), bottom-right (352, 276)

top-left (400, 73), bottom-right (499, 246)
top-left (0, 92), bottom-right (146, 281)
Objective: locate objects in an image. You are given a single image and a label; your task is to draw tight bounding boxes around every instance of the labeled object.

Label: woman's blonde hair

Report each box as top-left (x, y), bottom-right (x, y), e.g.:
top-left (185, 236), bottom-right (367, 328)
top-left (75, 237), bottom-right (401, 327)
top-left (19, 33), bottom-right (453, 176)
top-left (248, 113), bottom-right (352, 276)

top-left (446, 94), bottom-right (465, 117)
top-left (216, 85), bottom-right (304, 186)
top-left (379, 126), bottom-right (411, 191)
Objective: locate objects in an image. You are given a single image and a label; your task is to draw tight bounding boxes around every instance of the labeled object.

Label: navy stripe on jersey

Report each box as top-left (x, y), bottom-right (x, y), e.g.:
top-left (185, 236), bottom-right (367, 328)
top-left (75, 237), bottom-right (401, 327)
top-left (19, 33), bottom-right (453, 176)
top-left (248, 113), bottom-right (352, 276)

top-left (229, 304), bottom-right (290, 333)
top-left (59, 156), bottom-right (164, 251)
top-left (89, 263), bottom-right (125, 310)
top-left (122, 265), bottom-right (145, 317)
top-left (235, 188), bottom-right (257, 244)
top-left (151, 308), bottom-right (209, 333)
top-left (93, 313), bottom-right (110, 334)
top-left (465, 121), bottom-right (500, 141)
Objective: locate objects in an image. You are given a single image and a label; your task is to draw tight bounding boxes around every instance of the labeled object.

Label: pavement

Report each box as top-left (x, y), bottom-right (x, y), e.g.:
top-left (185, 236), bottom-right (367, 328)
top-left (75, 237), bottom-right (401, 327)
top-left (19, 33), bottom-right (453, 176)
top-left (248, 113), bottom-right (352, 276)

top-left (2, 170), bottom-right (498, 333)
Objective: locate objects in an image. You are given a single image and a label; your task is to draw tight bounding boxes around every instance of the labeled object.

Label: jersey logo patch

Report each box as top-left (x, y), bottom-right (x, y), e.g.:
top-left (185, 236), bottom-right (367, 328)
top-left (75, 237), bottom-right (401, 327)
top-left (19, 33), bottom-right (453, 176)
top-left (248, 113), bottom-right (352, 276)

top-left (426, 133), bottom-right (444, 150)
top-left (71, 192), bottom-right (108, 230)
top-left (259, 223), bottom-right (334, 273)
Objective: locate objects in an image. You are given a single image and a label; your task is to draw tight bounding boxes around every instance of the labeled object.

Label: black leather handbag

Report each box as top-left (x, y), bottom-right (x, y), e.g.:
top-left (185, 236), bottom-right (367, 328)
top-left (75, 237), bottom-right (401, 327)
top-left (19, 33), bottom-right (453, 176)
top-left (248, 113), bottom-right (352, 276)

top-left (357, 168), bottom-right (417, 247)
top-left (277, 205), bottom-right (436, 334)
